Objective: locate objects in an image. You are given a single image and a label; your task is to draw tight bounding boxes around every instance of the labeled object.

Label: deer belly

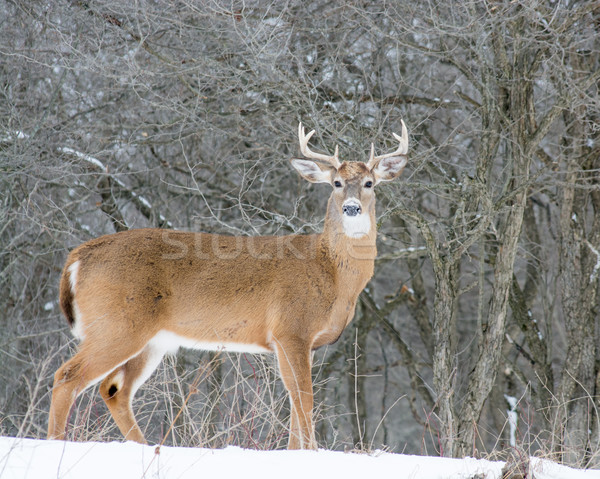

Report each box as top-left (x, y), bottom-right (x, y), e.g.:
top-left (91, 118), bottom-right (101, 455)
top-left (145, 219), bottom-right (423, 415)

top-left (151, 330), bottom-right (272, 355)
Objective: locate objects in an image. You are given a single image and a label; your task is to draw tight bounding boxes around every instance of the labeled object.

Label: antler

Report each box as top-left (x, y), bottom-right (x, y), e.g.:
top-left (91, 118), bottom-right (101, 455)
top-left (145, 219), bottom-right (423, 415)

top-left (298, 122), bottom-right (341, 169)
top-left (367, 119), bottom-right (409, 168)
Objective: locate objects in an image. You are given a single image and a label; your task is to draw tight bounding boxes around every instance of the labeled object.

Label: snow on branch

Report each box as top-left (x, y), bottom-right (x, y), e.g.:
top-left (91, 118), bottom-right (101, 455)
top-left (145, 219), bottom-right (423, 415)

top-left (585, 240), bottom-right (600, 283)
top-left (58, 146), bottom-right (107, 171)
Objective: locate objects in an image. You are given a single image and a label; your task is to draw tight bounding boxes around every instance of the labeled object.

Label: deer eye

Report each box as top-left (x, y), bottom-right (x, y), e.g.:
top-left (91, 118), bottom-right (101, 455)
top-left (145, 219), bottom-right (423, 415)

top-left (364, 180), bottom-right (373, 188)
top-left (334, 180), bottom-right (342, 188)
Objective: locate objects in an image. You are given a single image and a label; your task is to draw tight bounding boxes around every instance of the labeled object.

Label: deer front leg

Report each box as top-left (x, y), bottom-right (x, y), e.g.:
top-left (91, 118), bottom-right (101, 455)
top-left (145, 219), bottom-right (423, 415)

top-left (275, 338), bottom-right (316, 450)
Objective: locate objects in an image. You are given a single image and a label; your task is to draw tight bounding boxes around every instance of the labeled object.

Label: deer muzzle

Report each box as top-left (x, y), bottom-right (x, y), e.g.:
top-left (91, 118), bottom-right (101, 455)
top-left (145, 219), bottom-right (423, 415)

top-left (342, 200), bottom-right (362, 217)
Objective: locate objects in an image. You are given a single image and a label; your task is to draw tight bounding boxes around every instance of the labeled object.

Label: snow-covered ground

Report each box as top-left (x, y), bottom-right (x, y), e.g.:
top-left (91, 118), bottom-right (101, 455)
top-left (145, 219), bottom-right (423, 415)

top-left (0, 436), bottom-right (598, 479)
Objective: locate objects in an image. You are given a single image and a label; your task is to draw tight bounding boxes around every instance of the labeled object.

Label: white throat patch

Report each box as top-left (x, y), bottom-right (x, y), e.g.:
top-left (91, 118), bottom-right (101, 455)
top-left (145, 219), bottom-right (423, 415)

top-left (342, 213), bottom-right (371, 238)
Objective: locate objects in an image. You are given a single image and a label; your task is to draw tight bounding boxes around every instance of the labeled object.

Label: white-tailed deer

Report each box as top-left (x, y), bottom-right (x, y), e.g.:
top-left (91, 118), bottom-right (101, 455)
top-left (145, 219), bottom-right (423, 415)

top-left (47, 121), bottom-right (409, 449)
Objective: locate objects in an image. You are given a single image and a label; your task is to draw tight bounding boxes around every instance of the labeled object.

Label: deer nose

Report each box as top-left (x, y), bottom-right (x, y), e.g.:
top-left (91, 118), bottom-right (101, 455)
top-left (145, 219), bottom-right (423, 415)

top-left (343, 203), bottom-right (362, 217)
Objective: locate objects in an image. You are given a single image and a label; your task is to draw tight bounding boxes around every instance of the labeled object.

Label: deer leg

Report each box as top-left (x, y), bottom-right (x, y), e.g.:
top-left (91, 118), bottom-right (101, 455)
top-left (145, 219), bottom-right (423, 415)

top-left (275, 338), bottom-right (316, 450)
top-left (47, 340), bottom-right (151, 441)
top-left (47, 353), bottom-right (89, 440)
top-left (99, 343), bottom-right (165, 444)
top-left (289, 400), bottom-right (301, 449)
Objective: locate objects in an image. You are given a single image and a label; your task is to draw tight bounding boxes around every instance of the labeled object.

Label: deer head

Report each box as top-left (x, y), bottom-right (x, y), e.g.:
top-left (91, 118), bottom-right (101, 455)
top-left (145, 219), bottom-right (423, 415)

top-left (291, 121), bottom-right (408, 239)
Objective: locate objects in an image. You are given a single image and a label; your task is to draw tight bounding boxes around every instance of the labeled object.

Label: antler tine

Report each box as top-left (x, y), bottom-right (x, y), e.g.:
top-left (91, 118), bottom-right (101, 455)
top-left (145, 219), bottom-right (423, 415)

top-left (367, 119), bottom-right (409, 168)
top-left (298, 122), bottom-right (341, 168)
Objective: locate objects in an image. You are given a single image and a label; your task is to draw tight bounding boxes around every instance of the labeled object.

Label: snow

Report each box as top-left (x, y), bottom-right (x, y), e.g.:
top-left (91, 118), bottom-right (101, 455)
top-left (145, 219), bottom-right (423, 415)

top-left (0, 130), bottom-right (29, 142)
top-left (530, 457), bottom-right (600, 479)
top-left (0, 437), bottom-right (597, 479)
top-left (504, 394), bottom-right (518, 447)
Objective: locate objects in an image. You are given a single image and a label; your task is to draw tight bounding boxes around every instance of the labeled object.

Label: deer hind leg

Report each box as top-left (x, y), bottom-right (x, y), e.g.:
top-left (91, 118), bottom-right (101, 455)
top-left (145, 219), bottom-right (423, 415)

top-left (275, 338), bottom-right (316, 450)
top-left (47, 339), bottom-right (153, 441)
top-left (48, 352), bottom-right (88, 440)
top-left (288, 396), bottom-right (303, 450)
top-left (99, 343), bottom-right (165, 444)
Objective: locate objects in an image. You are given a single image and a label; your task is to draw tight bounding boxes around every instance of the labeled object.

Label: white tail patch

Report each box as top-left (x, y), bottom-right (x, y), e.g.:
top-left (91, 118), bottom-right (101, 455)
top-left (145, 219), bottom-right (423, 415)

top-left (67, 261), bottom-right (85, 340)
top-left (70, 300), bottom-right (85, 340)
top-left (68, 261), bottom-right (79, 294)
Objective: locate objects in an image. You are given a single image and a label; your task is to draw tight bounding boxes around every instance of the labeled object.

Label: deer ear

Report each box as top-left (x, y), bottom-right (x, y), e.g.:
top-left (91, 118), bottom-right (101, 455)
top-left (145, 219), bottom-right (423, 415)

top-left (291, 159), bottom-right (335, 184)
top-left (371, 156), bottom-right (407, 185)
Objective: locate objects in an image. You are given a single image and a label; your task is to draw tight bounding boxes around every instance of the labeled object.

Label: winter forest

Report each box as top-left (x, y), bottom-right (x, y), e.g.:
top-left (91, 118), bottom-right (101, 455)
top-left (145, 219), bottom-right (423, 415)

top-left (1, 0), bottom-right (599, 470)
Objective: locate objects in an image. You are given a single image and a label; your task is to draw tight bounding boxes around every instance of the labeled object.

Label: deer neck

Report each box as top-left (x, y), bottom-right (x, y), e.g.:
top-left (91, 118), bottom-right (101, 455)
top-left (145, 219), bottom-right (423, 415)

top-left (320, 197), bottom-right (377, 291)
